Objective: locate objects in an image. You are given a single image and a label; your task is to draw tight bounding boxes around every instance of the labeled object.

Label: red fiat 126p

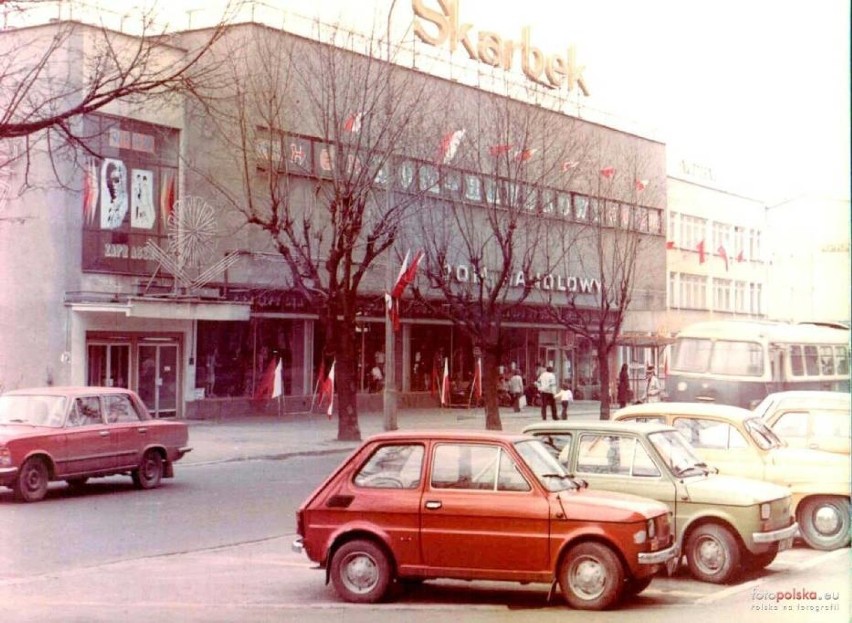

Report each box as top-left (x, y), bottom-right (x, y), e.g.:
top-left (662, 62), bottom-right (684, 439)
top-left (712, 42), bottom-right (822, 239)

top-left (293, 430), bottom-right (677, 610)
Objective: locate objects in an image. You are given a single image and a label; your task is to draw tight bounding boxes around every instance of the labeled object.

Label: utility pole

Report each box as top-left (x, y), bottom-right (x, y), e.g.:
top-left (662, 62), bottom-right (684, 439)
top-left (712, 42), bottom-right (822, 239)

top-left (382, 0), bottom-right (399, 431)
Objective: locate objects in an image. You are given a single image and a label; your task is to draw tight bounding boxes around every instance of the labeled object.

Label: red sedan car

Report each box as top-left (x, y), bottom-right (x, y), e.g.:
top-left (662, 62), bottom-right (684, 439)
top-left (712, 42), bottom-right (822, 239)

top-left (294, 430), bottom-right (677, 610)
top-left (0, 387), bottom-right (191, 502)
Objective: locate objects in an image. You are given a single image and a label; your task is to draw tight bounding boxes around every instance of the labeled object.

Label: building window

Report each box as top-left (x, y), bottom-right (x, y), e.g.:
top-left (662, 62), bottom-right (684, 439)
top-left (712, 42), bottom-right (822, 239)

top-left (673, 273), bottom-right (707, 310)
top-left (713, 278), bottom-right (732, 312)
top-left (733, 281), bottom-right (747, 313)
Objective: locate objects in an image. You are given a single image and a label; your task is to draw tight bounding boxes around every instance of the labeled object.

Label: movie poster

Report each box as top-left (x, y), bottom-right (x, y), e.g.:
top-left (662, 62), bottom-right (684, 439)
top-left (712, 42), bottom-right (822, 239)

top-left (131, 168), bottom-right (155, 229)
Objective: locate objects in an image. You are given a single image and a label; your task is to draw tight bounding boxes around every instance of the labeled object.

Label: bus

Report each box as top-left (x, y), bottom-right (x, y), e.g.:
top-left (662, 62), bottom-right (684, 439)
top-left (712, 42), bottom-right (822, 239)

top-left (667, 320), bottom-right (850, 408)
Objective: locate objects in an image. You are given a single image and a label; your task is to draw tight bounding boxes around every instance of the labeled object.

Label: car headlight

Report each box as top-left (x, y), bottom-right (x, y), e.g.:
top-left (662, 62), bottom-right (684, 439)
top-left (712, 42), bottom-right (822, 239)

top-left (760, 503), bottom-right (771, 520)
top-left (647, 517), bottom-right (657, 539)
top-left (0, 446), bottom-right (11, 467)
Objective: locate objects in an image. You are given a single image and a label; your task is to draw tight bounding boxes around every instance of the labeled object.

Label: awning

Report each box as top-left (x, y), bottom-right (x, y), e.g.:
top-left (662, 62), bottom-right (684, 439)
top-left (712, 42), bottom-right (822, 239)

top-left (618, 332), bottom-right (676, 347)
top-left (67, 296), bottom-right (251, 321)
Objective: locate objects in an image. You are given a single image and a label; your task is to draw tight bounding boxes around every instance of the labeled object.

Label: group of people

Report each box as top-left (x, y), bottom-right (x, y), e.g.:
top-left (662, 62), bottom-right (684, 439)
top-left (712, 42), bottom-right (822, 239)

top-left (534, 365), bottom-right (574, 420)
top-left (617, 362), bottom-right (662, 407)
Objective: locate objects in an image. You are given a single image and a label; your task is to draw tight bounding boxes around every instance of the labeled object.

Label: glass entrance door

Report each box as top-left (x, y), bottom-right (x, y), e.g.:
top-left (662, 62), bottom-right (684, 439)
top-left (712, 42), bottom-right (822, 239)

top-left (87, 343), bottom-right (130, 388)
top-left (137, 342), bottom-right (179, 418)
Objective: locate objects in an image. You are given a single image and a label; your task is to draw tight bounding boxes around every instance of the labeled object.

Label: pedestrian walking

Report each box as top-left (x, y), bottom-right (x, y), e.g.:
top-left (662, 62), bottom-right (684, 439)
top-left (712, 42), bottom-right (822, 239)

top-left (555, 383), bottom-right (574, 419)
top-left (641, 363), bottom-right (662, 403)
top-left (536, 365), bottom-right (558, 420)
top-left (508, 370), bottom-right (524, 412)
top-left (617, 363), bottom-right (630, 408)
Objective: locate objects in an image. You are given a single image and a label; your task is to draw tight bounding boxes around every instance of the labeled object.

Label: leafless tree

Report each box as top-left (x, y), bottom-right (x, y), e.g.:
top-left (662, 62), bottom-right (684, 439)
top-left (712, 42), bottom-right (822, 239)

top-left (0, 0), bottom-right (237, 205)
top-left (408, 85), bottom-right (592, 430)
top-left (541, 136), bottom-right (666, 420)
top-left (187, 20), bottom-right (439, 440)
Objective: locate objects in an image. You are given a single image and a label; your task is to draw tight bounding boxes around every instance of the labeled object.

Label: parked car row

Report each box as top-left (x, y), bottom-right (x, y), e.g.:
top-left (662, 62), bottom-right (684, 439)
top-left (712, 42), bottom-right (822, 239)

top-left (294, 393), bottom-right (849, 611)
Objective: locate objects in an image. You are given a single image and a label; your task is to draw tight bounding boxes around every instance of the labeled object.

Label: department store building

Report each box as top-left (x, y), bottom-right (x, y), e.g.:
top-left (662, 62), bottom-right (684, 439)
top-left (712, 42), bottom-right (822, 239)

top-left (0, 8), bottom-right (669, 418)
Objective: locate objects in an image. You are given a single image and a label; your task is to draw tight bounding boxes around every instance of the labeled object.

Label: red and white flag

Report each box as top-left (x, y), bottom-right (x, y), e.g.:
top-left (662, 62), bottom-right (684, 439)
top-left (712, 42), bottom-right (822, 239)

top-left (697, 240), bottom-right (706, 264)
top-left (736, 249), bottom-right (745, 263)
top-left (440, 358), bottom-right (450, 407)
top-left (635, 179), bottom-right (648, 191)
top-left (253, 357), bottom-right (278, 400)
top-left (600, 166), bottom-right (616, 178)
top-left (437, 129), bottom-right (465, 165)
top-left (388, 250), bottom-right (423, 332)
top-left (320, 361), bottom-right (335, 418)
top-left (271, 358), bottom-right (283, 399)
top-left (515, 148), bottom-right (537, 162)
top-left (717, 245), bottom-right (729, 271)
top-left (343, 112), bottom-right (362, 133)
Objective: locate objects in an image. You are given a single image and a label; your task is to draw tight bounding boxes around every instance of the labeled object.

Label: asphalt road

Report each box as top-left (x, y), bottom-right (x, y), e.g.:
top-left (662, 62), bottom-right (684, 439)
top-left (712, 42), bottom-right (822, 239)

top-left (1, 453), bottom-right (848, 623)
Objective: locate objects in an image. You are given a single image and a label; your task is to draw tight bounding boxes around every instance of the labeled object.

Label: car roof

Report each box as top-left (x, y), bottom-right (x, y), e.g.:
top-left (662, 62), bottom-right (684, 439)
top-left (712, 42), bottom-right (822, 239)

top-left (757, 391), bottom-right (850, 407)
top-left (614, 401), bottom-right (756, 422)
top-left (3, 386), bottom-right (137, 397)
top-left (523, 420), bottom-right (677, 435)
top-left (363, 430), bottom-right (532, 444)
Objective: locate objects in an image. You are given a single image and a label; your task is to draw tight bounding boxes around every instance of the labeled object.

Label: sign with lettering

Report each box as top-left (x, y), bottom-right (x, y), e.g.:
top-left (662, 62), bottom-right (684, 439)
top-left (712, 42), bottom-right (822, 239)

top-left (412, 0), bottom-right (590, 96)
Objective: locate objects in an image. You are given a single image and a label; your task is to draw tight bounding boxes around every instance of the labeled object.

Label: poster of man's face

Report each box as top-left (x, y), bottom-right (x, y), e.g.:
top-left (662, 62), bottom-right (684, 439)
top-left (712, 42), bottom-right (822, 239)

top-left (131, 168), bottom-right (155, 229)
top-left (100, 158), bottom-right (128, 230)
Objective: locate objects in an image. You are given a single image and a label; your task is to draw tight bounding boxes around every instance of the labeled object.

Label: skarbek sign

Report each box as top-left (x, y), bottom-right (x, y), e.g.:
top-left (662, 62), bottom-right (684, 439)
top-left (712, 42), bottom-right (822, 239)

top-left (412, 0), bottom-right (590, 96)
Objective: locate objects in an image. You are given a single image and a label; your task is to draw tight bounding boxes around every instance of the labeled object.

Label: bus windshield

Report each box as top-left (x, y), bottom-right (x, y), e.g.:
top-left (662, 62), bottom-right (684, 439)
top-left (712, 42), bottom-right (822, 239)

top-left (672, 338), bottom-right (711, 372)
top-left (709, 340), bottom-right (764, 376)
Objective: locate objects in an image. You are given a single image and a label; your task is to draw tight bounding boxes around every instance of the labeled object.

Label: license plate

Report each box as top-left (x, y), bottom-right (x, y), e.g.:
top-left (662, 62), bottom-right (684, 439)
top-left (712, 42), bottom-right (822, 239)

top-left (778, 537), bottom-right (793, 551)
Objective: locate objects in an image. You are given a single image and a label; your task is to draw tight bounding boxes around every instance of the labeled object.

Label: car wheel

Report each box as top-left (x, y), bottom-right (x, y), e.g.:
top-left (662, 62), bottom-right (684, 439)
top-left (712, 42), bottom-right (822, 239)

top-left (132, 450), bottom-right (163, 490)
top-left (559, 542), bottom-right (624, 610)
top-left (66, 477), bottom-right (89, 489)
top-left (13, 457), bottom-right (49, 503)
top-left (797, 496), bottom-right (851, 551)
top-left (623, 575), bottom-right (653, 597)
top-left (330, 539), bottom-right (393, 604)
top-left (685, 524), bottom-right (741, 584)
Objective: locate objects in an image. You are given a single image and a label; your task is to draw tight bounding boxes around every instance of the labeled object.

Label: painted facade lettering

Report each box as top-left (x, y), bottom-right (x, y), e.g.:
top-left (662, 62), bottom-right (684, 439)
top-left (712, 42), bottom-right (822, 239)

top-left (446, 263), bottom-right (599, 293)
top-left (412, 0), bottom-right (590, 96)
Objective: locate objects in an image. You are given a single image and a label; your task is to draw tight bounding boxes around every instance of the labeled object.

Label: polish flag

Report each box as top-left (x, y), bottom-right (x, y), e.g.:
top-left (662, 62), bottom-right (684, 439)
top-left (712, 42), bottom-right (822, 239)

top-left (718, 245), bottom-right (729, 271)
top-left (635, 179), bottom-right (648, 191)
top-left (343, 112), bottom-right (362, 133)
top-left (320, 362), bottom-right (335, 418)
top-left (600, 166), bottom-right (616, 178)
top-left (271, 358), bottom-right (283, 399)
top-left (736, 250), bottom-right (745, 263)
top-left (697, 240), bottom-right (706, 264)
top-left (253, 358), bottom-right (278, 400)
top-left (437, 129), bottom-right (465, 165)
top-left (665, 240), bottom-right (676, 250)
top-left (440, 359), bottom-right (450, 407)
top-left (515, 148), bottom-right (537, 162)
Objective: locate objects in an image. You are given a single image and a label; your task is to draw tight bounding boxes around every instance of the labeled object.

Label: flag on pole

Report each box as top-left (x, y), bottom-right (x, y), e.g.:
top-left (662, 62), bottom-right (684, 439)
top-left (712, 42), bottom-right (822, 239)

top-left (600, 166), bottom-right (616, 178)
top-left (343, 112), bottom-right (362, 133)
top-left (437, 129), bottom-right (465, 165)
top-left (635, 179), bottom-right (648, 191)
top-left (697, 240), bottom-right (706, 264)
top-left (253, 358), bottom-right (278, 400)
top-left (271, 358), bottom-right (283, 399)
top-left (736, 249), bottom-right (745, 263)
top-left (324, 362), bottom-right (335, 418)
top-left (515, 148), bottom-right (537, 162)
top-left (717, 245), bottom-right (729, 271)
top-left (440, 358), bottom-right (450, 407)
top-left (388, 250), bottom-right (423, 332)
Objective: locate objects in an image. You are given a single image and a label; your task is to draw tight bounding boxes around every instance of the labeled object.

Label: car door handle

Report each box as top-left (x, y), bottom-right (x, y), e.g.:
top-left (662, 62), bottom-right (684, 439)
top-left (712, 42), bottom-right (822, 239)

top-left (99, 431), bottom-right (110, 437)
top-left (424, 500), bottom-right (442, 510)
top-left (137, 427), bottom-right (148, 434)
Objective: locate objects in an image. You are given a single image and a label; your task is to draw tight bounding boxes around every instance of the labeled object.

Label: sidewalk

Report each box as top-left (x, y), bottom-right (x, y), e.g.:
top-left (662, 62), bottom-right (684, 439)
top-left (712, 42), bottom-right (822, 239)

top-left (181, 401), bottom-right (602, 466)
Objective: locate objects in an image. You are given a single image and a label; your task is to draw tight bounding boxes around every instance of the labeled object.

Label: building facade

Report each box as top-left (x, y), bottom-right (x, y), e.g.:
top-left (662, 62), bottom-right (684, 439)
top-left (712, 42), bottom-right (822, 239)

top-left (0, 13), bottom-right (669, 417)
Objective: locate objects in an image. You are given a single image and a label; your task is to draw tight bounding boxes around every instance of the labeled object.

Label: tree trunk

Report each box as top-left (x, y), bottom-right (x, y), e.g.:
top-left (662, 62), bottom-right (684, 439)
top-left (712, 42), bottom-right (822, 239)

top-left (334, 318), bottom-right (362, 441)
top-left (598, 341), bottom-right (612, 420)
top-left (483, 348), bottom-right (502, 430)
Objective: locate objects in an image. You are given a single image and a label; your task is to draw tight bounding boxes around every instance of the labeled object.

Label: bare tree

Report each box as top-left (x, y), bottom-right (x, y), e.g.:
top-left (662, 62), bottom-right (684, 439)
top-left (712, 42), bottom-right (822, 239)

top-left (0, 0), bottom-right (237, 199)
top-left (188, 20), bottom-right (439, 440)
top-left (542, 137), bottom-right (666, 420)
top-left (409, 86), bottom-right (591, 430)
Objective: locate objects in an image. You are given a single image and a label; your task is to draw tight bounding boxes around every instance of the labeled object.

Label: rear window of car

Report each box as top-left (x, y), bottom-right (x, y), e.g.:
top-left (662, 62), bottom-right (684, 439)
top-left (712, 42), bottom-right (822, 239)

top-left (105, 394), bottom-right (143, 423)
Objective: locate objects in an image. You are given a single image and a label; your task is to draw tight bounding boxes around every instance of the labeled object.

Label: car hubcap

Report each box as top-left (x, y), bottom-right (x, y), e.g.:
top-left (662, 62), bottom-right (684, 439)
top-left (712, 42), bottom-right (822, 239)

top-left (695, 536), bottom-right (724, 572)
top-left (341, 553), bottom-right (378, 594)
top-left (814, 505), bottom-right (841, 536)
top-left (570, 556), bottom-right (606, 599)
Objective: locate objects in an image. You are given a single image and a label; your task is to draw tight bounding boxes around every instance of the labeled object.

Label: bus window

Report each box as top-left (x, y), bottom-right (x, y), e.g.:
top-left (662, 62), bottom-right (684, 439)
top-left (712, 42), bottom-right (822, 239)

top-left (790, 345), bottom-right (804, 376)
top-left (672, 338), bottom-right (711, 373)
top-left (709, 340), bottom-right (763, 376)
top-left (804, 345), bottom-right (820, 376)
top-left (819, 346), bottom-right (835, 375)
top-left (835, 346), bottom-right (849, 375)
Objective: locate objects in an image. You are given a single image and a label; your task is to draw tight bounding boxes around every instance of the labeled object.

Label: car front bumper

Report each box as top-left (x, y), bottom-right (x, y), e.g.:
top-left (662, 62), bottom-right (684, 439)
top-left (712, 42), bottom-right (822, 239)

top-left (638, 543), bottom-right (679, 565)
top-left (753, 522), bottom-right (799, 544)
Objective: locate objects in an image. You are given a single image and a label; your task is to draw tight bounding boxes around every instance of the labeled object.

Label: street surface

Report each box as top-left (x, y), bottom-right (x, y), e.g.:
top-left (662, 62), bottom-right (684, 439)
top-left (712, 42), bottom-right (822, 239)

top-left (0, 448), bottom-right (848, 622)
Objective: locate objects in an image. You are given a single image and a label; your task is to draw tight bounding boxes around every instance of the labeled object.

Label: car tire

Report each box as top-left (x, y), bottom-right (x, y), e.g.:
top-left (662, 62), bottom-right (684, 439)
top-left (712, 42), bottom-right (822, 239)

top-left (330, 539), bottom-right (393, 604)
top-left (797, 496), bottom-right (851, 551)
top-left (132, 450), bottom-right (163, 490)
top-left (559, 542), bottom-right (625, 610)
top-left (623, 575), bottom-right (653, 597)
top-left (13, 457), bottom-right (49, 503)
top-left (685, 524), bottom-right (741, 584)
top-left (745, 549), bottom-right (777, 571)
top-left (66, 477), bottom-right (89, 489)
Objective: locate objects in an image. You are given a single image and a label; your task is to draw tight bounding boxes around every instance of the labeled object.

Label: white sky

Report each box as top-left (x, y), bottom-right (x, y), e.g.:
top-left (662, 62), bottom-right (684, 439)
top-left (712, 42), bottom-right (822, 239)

top-left (21, 0), bottom-right (850, 202)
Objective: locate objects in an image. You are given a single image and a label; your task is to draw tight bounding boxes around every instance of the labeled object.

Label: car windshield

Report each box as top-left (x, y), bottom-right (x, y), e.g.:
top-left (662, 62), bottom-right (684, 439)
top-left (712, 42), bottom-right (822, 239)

top-left (514, 439), bottom-right (579, 492)
top-left (0, 395), bottom-right (67, 427)
top-left (744, 417), bottom-right (782, 450)
top-left (648, 430), bottom-right (712, 477)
